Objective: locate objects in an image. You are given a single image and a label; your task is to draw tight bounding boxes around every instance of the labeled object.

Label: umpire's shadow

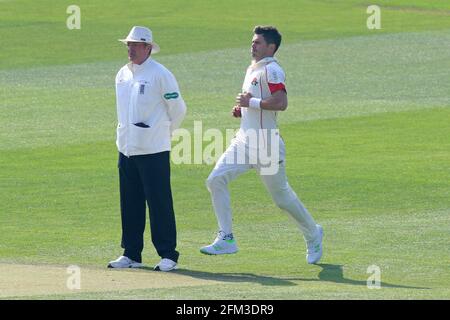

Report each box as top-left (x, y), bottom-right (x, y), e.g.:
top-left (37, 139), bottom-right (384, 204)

top-left (141, 267), bottom-right (297, 286)
top-left (286, 264), bottom-right (430, 290)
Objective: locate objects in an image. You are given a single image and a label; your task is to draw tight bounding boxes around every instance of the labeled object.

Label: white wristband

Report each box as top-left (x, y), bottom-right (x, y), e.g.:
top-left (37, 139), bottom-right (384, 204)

top-left (249, 97), bottom-right (261, 109)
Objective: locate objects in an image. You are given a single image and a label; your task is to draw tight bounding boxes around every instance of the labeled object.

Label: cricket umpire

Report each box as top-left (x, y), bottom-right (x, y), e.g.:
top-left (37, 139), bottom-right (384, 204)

top-left (108, 26), bottom-right (186, 271)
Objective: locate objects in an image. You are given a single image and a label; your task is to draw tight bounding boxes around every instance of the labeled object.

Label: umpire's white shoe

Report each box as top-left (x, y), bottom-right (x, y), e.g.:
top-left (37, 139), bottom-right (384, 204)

top-left (200, 231), bottom-right (238, 255)
top-left (154, 258), bottom-right (178, 272)
top-left (306, 225), bottom-right (323, 264)
top-left (107, 256), bottom-right (142, 268)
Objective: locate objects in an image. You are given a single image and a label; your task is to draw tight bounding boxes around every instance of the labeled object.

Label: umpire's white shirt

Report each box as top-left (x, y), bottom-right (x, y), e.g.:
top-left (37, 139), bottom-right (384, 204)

top-left (115, 57), bottom-right (186, 156)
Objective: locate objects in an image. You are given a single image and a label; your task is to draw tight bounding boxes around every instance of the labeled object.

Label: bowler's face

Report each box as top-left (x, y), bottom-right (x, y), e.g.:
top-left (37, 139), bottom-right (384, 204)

top-left (127, 42), bottom-right (151, 64)
top-left (251, 34), bottom-right (274, 62)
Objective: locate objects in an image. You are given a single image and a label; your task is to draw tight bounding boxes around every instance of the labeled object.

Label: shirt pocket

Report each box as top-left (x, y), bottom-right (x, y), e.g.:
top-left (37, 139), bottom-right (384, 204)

top-left (129, 120), bottom-right (171, 153)
top-left (133, 80), bottom-right (153, 124)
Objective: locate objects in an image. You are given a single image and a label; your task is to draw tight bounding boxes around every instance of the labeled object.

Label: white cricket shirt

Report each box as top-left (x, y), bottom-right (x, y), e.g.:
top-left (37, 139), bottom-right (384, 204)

top-left (115, 57), bottom-right (186, 156)
top-left (235, 57), bottom-right (286, 146)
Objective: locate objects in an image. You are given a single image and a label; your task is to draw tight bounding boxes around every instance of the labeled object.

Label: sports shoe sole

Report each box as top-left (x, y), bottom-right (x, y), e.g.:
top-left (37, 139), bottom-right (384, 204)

top-left (107, 263), bottom-right (143, 268)
top-left (154, 265), bottom-right (178, 272)
top-left (199, 248), bottom-right (238, 255)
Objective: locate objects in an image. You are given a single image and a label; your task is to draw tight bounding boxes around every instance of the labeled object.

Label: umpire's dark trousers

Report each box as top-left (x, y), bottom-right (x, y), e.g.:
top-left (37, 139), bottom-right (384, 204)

top-left (118, 151), bottom-right (179, 263)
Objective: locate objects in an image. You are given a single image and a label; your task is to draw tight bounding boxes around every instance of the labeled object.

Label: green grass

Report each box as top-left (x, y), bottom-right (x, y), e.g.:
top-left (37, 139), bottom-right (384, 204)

top-left (1, 0), bottom-right (450, 69)
top-left (0, 0), bottom-right (449, 299)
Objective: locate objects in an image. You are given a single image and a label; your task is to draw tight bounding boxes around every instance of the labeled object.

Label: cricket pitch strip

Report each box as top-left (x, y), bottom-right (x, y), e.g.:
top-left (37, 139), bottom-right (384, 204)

top-left (0, 263), bottom-right (221, 298)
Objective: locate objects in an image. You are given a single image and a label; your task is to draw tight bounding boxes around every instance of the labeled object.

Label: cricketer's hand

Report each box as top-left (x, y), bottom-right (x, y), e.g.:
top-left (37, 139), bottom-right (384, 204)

top-left (232, 105), bottom-right (241, 118)
top-left (236, 92), bottom-right (252, 108)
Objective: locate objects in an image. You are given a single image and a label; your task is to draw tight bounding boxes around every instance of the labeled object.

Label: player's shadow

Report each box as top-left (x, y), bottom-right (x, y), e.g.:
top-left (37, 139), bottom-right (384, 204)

top-left (142, 264), bottom-right (429, 289)
top-left (141, 267), bottom-right (297, 286)
top-left (286, 264), bottom-right (430, 290)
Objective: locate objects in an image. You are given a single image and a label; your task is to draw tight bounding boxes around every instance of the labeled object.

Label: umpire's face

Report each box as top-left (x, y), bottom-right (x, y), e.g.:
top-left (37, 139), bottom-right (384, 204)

top-left (127, 42), bottom-right (151, 65)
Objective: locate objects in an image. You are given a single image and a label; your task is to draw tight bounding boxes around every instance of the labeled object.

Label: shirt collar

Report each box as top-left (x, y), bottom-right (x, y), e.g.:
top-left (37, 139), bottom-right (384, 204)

top-left (127, 56), bottom-right (152, 73)
top-left (249, 56), bottom-right (277, 70)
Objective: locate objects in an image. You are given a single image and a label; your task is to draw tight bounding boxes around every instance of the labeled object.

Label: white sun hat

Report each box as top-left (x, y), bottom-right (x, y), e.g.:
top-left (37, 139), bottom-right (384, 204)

top-left (119, 26), bottom-right (160, 53)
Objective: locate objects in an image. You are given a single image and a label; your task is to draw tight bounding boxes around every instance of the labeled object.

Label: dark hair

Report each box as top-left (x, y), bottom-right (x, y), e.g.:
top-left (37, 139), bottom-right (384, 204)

top-left (253, 25), bottom-right (282, 53)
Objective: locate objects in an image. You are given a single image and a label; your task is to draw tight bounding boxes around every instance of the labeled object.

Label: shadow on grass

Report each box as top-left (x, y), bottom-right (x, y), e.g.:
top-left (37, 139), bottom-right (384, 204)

top-left (141, 267), bottom-right (297, 286)
top-left (141, 264), bottom-right (429, 289)
top-left (286, 264), bottom-right (430, 290)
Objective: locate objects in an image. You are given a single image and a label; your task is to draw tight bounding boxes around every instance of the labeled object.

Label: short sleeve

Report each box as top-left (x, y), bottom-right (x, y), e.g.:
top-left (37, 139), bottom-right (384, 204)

top-left (266, 63), bottom-right (286, 94)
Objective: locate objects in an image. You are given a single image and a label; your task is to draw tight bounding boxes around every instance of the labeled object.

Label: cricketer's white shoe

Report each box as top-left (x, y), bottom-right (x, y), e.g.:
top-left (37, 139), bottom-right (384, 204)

top-left (306, 224), bottom-right (323, 264)
top-left (154, 258), bottom-right (178, 272)
top-left (107, 256), bottom-right (142, 268)
top-left (200, 231), bottom-right (238, 255)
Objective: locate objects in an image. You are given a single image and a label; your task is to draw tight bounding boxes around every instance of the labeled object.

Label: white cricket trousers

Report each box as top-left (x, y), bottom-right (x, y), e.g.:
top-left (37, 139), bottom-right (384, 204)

top-left (206, 138), bottom-right (318, 242)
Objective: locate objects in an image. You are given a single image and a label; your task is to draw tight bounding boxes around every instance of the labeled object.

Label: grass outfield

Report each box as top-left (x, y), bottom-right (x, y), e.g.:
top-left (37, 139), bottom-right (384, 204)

top-left (0, 1), bottom-right (449, 299)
